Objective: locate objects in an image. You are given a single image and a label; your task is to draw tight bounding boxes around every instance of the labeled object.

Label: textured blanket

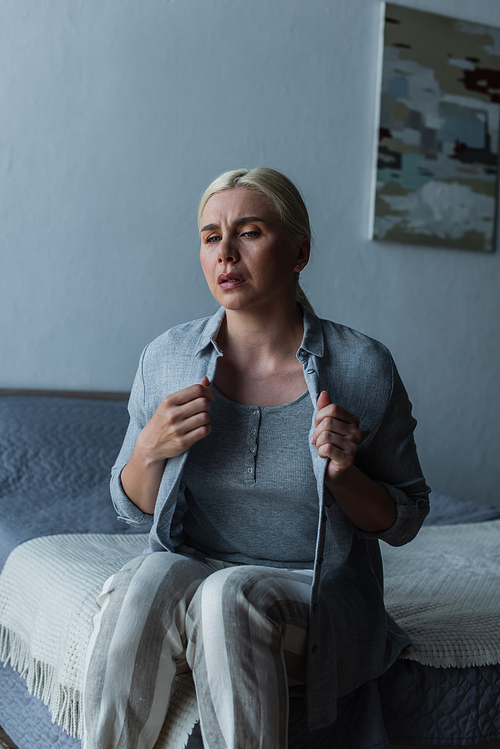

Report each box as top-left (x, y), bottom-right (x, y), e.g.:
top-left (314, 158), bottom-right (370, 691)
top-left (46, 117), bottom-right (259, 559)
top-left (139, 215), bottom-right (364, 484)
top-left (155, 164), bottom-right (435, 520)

top-left (381, 518), bottom-right (500, 668)
top-left (0, 534), bottom-right (200, 747)
top-left (0, 521), bottom-right (499, 745)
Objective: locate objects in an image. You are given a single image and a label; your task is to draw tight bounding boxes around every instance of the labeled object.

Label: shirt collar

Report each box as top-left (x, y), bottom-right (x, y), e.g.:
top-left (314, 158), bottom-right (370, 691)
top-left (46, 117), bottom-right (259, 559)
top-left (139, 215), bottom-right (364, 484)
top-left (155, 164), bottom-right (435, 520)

top-left (299, 303), bottom-right (324, 358)
top-left (195, 303), bottom-right (324, 358)
top-left (195, 306), bottom-right (226, 355)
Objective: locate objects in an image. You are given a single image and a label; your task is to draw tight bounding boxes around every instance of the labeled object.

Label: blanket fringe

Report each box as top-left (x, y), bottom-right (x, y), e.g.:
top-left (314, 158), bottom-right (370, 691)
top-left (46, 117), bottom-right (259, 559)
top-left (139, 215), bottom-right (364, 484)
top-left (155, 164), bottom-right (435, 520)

top-left (0, 624), bottom-right (83, 738)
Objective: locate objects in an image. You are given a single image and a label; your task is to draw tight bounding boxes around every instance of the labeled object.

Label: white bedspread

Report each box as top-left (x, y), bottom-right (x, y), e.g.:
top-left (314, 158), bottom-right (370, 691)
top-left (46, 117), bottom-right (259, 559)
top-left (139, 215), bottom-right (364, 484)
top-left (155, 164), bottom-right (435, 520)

top-left (382, 519), bottom-right (500, 668)
top-left (0, 534), bottom-right (200, 746)
top-left (0, 520), bottom-right (499, 746)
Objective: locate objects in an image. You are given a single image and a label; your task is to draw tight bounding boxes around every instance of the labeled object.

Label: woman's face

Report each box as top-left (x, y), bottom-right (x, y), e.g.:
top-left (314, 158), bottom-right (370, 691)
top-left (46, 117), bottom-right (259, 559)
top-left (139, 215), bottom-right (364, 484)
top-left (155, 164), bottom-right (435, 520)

top-left (199, 188), bottom-right (309, 313)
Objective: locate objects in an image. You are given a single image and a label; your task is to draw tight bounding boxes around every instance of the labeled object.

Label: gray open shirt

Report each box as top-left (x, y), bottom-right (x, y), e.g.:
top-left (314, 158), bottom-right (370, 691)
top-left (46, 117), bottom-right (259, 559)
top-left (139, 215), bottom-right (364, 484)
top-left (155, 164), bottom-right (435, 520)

top-left (111, 304), bottom-right (430, 730)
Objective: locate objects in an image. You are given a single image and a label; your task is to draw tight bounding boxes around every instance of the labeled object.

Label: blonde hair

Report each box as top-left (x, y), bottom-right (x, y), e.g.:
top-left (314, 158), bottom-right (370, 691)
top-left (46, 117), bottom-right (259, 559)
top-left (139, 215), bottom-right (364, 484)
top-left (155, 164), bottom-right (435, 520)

top-left (198, 168), bottom-right (314, 312)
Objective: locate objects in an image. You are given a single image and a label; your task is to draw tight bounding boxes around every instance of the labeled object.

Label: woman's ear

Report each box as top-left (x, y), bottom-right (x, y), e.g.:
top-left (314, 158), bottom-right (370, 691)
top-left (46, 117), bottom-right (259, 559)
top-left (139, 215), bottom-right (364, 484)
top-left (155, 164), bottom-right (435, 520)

top-left (294, 237), bottom-right (311, 272)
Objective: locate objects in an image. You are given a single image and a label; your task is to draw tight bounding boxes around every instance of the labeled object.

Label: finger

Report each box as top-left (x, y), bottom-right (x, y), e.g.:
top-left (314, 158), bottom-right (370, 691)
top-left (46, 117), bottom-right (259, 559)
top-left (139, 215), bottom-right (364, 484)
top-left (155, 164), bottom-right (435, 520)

top-left (312, 392), bottom-right (333, 445)
top-left (317, 442), bottom-right (353, 473)
top-left (312, 417), bottom-right (362, 443)
top-left (314, 402), bottom-right (359, 429)
top-left (315, 431), bottom-right (358, 472)
top-left (169, 408), bottom-right (211, 437)
top-left (318, 417), bottom-right (359, 437)
top-left (315, 429), bottom-right (359, 454)
top-left (316, 390), bottom-right (332, 411)
top-left (317, 440), bottom-right (346, 463)
top-left (158, 396), bottom-right (211, 429)
top-left (176, 395), bottom-right (213, 420)
top-left (164, 382), bottom-right (214, 408)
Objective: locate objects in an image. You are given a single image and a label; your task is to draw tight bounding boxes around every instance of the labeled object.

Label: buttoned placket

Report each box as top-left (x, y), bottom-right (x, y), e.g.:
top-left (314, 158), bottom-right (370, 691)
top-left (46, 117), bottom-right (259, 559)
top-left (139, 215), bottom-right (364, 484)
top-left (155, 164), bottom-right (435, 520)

top-left (245, 407), bottom-right (261, 483)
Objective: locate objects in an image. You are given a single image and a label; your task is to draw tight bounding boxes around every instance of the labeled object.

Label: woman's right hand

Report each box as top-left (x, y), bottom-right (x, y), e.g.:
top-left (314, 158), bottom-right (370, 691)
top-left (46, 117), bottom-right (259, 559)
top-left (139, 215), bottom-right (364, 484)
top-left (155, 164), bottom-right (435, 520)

top-left (138, 376), bottom-right (215, 461)
top-left (120, 377), bottom-right (214, 513)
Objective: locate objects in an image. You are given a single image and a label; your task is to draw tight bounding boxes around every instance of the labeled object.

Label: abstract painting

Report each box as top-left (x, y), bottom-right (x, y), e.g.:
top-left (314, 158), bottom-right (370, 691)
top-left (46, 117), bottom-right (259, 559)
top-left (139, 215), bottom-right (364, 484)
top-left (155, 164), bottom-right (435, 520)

top-left (372, 3), bottom-right (500, 252)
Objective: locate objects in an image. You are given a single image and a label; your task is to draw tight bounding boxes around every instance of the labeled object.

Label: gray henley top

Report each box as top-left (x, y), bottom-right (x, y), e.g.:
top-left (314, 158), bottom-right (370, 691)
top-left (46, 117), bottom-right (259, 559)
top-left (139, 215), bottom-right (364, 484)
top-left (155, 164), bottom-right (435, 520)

top-left (181, 385), bottom-right (318, 568)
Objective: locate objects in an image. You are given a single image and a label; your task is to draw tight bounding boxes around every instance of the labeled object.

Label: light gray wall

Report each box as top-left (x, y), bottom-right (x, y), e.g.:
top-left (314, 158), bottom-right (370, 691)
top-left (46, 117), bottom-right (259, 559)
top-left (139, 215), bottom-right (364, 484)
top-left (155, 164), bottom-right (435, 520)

top-left (1, 0), bottom-right (500, 507)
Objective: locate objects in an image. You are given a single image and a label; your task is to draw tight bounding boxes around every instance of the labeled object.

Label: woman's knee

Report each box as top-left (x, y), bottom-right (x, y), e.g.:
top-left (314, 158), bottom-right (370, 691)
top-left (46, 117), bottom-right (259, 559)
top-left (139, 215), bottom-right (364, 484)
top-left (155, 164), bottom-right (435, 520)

top-left (186, 565), bottom-right (311, 653)
top-left (186, 565), bottom-right (272, 640)
top-left (98, 552), bottom-right (210, 645)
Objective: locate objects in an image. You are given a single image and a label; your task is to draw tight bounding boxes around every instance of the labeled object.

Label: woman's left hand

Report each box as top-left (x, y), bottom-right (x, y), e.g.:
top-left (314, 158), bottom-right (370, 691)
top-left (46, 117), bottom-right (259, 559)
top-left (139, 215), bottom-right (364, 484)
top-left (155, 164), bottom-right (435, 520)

top-left (311, 391), bottom-right (362, 483)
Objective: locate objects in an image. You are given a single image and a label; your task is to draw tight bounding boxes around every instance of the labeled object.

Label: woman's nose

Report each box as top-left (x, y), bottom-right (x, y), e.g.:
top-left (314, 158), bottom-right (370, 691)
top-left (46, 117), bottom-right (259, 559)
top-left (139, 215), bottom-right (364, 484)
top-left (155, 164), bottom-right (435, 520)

top-left (217, 237), bottom-right (239, 263)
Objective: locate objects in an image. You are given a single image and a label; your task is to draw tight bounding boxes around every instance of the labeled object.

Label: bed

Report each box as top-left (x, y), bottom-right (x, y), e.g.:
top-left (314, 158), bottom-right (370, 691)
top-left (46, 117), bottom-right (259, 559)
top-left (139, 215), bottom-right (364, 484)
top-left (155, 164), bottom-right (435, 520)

top-left (0, 391), bottom-right (499, 749)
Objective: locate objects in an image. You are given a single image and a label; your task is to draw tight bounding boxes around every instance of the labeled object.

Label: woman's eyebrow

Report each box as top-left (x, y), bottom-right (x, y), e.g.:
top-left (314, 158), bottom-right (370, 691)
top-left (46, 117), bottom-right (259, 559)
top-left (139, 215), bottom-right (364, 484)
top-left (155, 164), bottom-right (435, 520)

top-left (200, 216), bottom-right (268, 232)
top-left (236, 216), bottom-right (267, 225)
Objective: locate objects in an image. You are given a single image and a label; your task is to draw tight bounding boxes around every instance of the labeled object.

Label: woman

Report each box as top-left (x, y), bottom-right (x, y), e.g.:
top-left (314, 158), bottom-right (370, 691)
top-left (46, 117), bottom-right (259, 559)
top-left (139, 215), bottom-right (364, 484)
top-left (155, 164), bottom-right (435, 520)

top-left (83, 168), bottom-right (430, 749)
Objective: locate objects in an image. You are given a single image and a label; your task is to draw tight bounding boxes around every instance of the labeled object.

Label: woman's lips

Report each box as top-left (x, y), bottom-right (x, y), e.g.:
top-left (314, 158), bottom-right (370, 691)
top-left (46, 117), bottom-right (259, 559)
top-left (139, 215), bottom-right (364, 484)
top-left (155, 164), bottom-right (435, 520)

top-left (218, 273), bottom-right (246, 289)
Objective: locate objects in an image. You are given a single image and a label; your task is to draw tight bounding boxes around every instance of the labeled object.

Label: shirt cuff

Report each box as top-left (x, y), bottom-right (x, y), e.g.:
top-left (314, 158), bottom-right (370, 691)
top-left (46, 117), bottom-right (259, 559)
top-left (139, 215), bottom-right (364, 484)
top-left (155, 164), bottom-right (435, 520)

top-left (110, 466), bottom-right (153, 527)
top-left (357, 482), bottom-right (430, 546)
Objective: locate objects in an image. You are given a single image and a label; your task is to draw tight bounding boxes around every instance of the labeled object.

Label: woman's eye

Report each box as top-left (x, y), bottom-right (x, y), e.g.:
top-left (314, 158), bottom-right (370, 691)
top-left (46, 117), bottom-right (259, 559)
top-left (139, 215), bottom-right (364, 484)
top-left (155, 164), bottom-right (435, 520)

top-left (242, 230), bottom-right (259, 238)
top-left (205, 235), bottom-right (221, 243)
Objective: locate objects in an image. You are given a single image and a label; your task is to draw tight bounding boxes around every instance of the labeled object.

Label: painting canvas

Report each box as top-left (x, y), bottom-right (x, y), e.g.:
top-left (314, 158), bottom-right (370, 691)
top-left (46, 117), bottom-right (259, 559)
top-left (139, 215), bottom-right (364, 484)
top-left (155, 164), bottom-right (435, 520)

top-left (372, 3), bottom-right (500, 252)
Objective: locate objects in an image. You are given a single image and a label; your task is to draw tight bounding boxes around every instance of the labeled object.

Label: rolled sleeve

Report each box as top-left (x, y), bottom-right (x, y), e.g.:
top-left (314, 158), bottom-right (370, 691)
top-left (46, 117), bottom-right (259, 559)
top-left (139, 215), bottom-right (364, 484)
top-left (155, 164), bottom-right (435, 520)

top-left (111, 466), bottom-right (152, 526)
top-left (110, 345), bottom-right (154, 527)
top-left (356, 356), bottom-right (430, 546)
top-left (359, 482), bottom-right (429, 546)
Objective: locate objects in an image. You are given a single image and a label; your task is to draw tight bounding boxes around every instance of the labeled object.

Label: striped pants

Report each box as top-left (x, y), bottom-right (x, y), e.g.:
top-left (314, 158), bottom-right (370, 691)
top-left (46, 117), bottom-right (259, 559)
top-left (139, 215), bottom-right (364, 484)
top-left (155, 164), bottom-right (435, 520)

top-left (82, 549), bottom-right (314, 749)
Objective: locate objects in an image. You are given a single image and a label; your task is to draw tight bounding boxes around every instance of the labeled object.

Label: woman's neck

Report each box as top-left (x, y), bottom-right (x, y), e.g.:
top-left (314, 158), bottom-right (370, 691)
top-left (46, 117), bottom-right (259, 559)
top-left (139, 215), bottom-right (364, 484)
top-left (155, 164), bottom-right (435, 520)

top-left (219, 301), bottom-right (304, 368)
top-left (212, 301), bottom-right (307, 406)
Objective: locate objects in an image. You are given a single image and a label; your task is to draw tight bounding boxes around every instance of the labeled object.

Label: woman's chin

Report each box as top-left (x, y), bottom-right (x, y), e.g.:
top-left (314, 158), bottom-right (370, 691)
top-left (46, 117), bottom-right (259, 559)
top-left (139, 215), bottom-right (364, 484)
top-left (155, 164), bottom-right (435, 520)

top-left (212, 289), bottom-right (253, 310)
